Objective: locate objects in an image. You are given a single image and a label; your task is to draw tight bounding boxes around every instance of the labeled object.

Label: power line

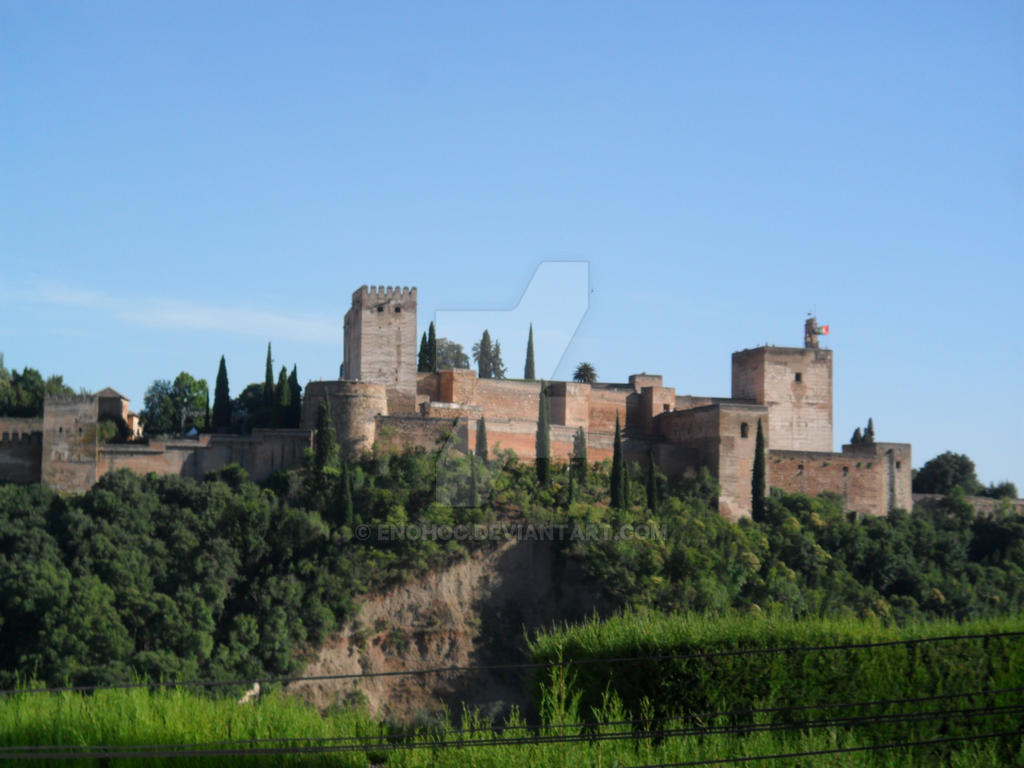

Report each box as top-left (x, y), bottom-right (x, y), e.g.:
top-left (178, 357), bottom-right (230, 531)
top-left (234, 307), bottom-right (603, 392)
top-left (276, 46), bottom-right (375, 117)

top-left (626, 729), bottom-right (1022, 768)
top-left (5, 682), bottom-right (1017, 756)
top-left (3, 699), bottom-right (1021, 760)
top-left (4, 629), bottom-right (1021, 697)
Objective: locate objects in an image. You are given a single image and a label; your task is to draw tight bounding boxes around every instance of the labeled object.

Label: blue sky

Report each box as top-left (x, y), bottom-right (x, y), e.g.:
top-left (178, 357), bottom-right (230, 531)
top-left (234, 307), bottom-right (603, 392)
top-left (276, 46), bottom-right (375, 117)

top-left (2, 2), bottom-right (1021, 489)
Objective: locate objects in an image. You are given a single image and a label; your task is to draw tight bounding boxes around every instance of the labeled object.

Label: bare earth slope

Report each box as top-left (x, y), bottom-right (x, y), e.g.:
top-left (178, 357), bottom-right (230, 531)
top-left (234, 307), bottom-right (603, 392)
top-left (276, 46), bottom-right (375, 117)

top-left (288, 538), bottom-right (602, 721)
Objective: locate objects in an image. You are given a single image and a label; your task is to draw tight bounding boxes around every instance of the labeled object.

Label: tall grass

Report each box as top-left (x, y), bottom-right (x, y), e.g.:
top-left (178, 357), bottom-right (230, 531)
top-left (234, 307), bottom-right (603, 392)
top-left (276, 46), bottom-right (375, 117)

top-left (4, 611), bottom-right (1023, 767)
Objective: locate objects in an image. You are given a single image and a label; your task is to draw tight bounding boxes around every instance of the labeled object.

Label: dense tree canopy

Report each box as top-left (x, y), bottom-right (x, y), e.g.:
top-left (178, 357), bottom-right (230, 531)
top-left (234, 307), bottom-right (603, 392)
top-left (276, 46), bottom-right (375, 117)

top-left (0, 360), bottom-right (75, 417)
top-left (436, 338), bottom-right (469, 370)
top-left (913, 451), bottom-right (983, 495)
top-left (141, 373), bottom-right (209, 436)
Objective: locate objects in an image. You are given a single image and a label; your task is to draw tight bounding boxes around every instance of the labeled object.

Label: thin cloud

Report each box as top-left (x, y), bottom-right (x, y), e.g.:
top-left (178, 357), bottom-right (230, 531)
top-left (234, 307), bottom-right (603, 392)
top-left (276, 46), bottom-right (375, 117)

top-left (30, 283), bottom-right (337, 344)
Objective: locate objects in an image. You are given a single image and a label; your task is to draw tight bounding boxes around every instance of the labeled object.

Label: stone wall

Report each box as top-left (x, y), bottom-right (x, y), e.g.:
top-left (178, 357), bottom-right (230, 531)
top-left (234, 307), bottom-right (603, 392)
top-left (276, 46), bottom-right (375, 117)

top-left (732, 346), bottom-right (832, 452)
top-left (0, 417), bottom-right (43, 485)
top-left (97, 429), bottom-right (313, 484)
top-left (343, 286), bottom-right (417, 401)
top-left (41, 396), bottom-right (99, 492)
top-left (769, 440), bottom-right (912, 516)
top-left (302, 380), bottom-right (388, 460)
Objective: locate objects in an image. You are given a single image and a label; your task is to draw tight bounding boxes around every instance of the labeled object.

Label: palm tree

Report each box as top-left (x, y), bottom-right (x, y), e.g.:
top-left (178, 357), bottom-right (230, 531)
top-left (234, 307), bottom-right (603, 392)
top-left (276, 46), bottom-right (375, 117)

top-left (573, 362), bottom-right (597, 384)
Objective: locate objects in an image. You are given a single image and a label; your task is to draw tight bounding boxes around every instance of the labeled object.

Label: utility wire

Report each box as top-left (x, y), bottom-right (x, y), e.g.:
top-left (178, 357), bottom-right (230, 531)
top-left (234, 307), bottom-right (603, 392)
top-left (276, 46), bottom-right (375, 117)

top-left (625, 728), bottom-right (1022, 768)
top-left (3, 699), bottom-right (1021, 760)
top-left (4, 629), bottom-right (1021, 697)
top-left (4, 684), bottom-right (1019, 753)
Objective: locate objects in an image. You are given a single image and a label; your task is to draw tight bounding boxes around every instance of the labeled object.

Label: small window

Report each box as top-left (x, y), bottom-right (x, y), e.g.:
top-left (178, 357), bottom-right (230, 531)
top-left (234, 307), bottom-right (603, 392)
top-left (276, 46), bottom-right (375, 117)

top-left (740, 422), bottom-right (749, 438)
top-left (794, 372), bottom-right (802, 383)
top-left (843, 466), bottom-right (849, 476)
top-left (377, 305), bottom-right (384, 313)
top-left (394, 306), bottom-right (401, 313)
top-left (896, 461), bottom-right (902, 469)
top-left (663, 403), bottom-right (670, 412)
top-left (797, 464), bottom-right (804, 471)
top-left (59, 426), bottom-right (63, 434)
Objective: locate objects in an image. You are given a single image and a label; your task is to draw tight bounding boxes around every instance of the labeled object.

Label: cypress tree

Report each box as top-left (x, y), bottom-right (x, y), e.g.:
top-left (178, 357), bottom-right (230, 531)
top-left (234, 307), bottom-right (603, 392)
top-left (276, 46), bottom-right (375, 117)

top-left (623, 460), bottom-right (632, 509)
top-left (864, 417), bottom-right (875, 444)
top-left (567, 464), bottom-right (575, 507)
top-left (475, 330), bottom-right (493, 378)
top-left (262, 343), bottom-right (274, 426)
top-left (646, 447), bottom-right (658, 513)
top-left (417, 332), bottom-right (429, 372)
top-left (427, 322), bottom-right (438, 372)
top-left (752, 418), bottom-right (767, 522)
top-left (212, 355), bottom-right (231, 431)
top-left (476, 416), bottom-right (489, 462)
top-left (573, 426), bottom-right (588, 480)
top-left (340, 460), bottom-right (355, 528)
top-left (610, 413), bottom-right (624, 509)
top-left (851, 426), bottom-right (863, 445)
top-left (314, 398), bottom-right (338, 474)
top-left (524, 323), bottom-right (536, 380)
top-left (288, 365), bottom-right (302, 428)
top-left (469, 454), bottom-right (479, 508)
top-left (535, 382), bottom-right (550, 486)
top-left (273, 366), bottom-right (290, 427)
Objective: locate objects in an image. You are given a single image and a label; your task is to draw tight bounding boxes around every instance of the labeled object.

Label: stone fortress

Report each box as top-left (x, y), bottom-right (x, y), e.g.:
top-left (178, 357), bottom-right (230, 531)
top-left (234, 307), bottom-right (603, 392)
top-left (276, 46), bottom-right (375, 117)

top-left (0, 284), bottom-right (912, 519)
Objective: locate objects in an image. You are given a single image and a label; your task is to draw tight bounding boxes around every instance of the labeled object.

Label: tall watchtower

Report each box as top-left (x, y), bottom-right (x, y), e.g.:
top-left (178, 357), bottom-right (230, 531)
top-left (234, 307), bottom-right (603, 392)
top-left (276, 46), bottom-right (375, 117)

top-left (343, 286), bottom-right (417, 411)
top-left (731, 319), bottom-right (833, 452)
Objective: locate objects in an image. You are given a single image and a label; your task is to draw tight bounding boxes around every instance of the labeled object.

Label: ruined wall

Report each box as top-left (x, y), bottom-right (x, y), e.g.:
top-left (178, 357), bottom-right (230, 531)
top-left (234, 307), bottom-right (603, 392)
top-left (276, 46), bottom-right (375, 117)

top-left (0, 417), bottom-right (43, 484)
top-left (343, 286), bottom-right (417, 406)
top-left (302, 380), bottom-right (388, 460)
top-left (732, 346), bottom-right (832, 453)
top-left (376, 415), bottom-right (469, 455)
top-left (41, 396), bottom-right (98, 492)
top-left (770, 441), bottom-right (911, 516)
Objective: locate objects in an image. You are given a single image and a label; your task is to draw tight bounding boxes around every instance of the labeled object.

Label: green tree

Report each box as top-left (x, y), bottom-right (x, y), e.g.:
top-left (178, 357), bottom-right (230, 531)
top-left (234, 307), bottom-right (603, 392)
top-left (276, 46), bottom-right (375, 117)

top-left (339, 460), bottom-right (355, 528)
top-left (864, 417), bottom-right (875, 444)
top-left (573, 362), bottom-right (597, 384)
top-left (417, 332), bottom-right (430, 372)
top-left (850, 426), bottom-right (863, 444)
top-left (752, 418), bottom-right (767, 522)
top-left (272, 366), bottom-right (290, 427)
top-left (470, 455), bottom-right (480, 508)
top-left (573, 426), bottom-right (588, 480)
top-left (536, 383), bottom-right (550, 486)
top-left (141, 373), bottom-right (209, 436)
top-left (524, 323), bottom-right (536, 380)
top-left (476, 416), bottom-right (488, 461)
top-left (436, 338), bottom-right (470, 369)
top-left (913, 451), bottom-right (983, 495)
top-left (473, 330), bottom-right (493, 378)
top-left (427, 322), bottom-right (438, 372)
top-left (212, 356), bottom-right (232, 431)
top-left (646, 448), bottom-right (658, 513)
top-left (314, 399), bottom-right (338, 474)
top-left (610, 413), bottom-right (624, 509)
top-left (288, 365), bottom-right (302, 428)
top-left (262, 343), bottom-right (274, 426)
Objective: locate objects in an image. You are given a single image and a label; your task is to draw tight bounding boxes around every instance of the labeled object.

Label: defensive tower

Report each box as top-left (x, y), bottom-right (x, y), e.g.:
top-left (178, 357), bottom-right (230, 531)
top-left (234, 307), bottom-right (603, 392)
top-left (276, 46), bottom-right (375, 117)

top-left (731, 318), bottom-right (833, 453)
top-left (343, 286), bottom-right (417, 412)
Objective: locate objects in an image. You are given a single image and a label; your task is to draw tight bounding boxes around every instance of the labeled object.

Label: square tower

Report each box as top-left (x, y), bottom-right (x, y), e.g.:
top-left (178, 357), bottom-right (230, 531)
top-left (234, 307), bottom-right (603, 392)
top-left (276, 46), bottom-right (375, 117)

top-left (731, 345), bottom-right (833, 452)
top-left (343, 286), bottom-right (417, 409)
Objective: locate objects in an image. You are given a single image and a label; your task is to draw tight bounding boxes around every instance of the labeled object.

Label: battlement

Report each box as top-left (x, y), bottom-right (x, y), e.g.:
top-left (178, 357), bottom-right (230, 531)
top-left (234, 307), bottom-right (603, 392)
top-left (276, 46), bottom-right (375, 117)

top-left (352, 285), bottom-right (417, 305)
top-left (0, 431), bottom-right (41, 446)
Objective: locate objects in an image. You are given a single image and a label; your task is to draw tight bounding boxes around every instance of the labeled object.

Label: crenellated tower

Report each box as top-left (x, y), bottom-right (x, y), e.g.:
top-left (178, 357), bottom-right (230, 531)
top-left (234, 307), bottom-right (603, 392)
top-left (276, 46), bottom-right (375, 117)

top-left (343, 285), bottom-right (418, 412)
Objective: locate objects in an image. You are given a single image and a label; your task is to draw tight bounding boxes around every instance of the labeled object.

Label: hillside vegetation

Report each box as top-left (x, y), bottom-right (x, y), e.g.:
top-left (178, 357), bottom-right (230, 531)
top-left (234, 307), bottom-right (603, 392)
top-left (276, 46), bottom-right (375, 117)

top-left (2, 446), bottom-right (1023, 690)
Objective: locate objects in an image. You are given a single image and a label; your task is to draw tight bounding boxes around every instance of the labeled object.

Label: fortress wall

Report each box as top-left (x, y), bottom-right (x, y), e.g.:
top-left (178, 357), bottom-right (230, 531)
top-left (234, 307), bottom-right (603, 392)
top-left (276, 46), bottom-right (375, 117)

top-left (715, 406), bottom-right (770, 521)
top-left (588, 386), bottom-right (631, 434)
top-left (548, 382), bottom-right (590, 428)
top-left (639, 386), bottom-right (676, 435)
top-left (98, 440), bottom-right (206, 481)
top-left (417, 372), bottom-right (441, 402)
top-left (0, 420), bottom-right (43, 484)
top-left (42, 396), bottom-right (99, 492)
top-left (98, 430), bottom-right (313, 484)
top-left (303, 380), bottom-right (387, 460)
top-left (733, 347), bottom-right (832, 453)
top-left (376, 415), bottom-right (468, 454)
top-left (459, 378), bottom-right (543, 421)
top-left (842, 442), bottom-right (913, 512)
top-left (770, 449), bottom-right (892, 516)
